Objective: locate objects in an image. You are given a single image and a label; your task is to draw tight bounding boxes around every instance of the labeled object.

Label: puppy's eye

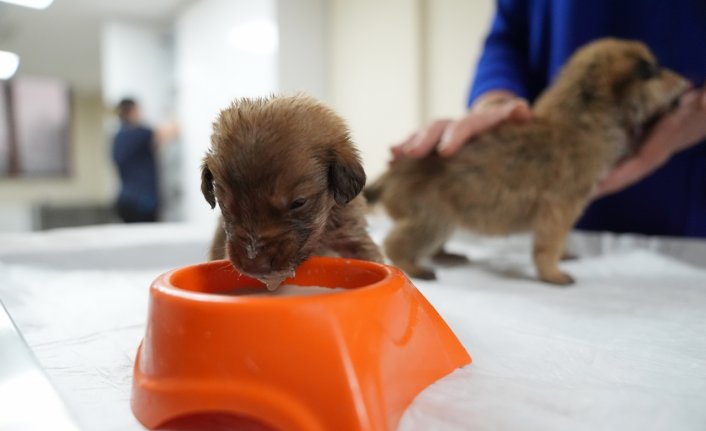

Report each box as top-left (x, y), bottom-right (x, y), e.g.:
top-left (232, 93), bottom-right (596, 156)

top-left (635, 59), bottom-right (661, 80)
top-left (289, 198), bottom-right (307, 210)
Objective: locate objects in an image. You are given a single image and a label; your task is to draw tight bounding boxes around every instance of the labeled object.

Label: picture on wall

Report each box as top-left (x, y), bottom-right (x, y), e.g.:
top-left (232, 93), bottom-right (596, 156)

top-left (0, 77), bottom-right (71, 177)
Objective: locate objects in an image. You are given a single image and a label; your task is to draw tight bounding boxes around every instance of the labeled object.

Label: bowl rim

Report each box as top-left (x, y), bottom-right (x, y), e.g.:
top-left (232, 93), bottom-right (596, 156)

top-left (151, 256), bottom-right (405, 304)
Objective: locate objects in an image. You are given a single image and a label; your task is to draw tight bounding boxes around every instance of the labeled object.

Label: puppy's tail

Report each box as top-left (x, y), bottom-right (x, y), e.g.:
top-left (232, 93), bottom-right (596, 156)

top-left (363, 173), bottom-right (389, 205)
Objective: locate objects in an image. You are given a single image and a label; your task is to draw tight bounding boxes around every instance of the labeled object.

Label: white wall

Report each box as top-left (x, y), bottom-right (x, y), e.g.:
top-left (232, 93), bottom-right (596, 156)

top-left (325, 0), bottom-right (495, 179)
top-left (277, 0), bottom-right (328, 100)
top-left (172, 0), bottom-right (495, 223)
top-left (101, 21), bottom-right (173, 126)
top-left (0, 204), bottom-right (35, 233)
top-left (327, 0), bottom-right (423, 181)
top-left (0, 0), bottom-right (496, 232)
top-left (174, 0), bottom-right (279, 225)
top-left (101, 21), bottom-right (184, 221)
top-left (0, 93), bottom-right (113, 231)
top-left (424, 0), bottom-right (494, 118)
top-left (174, 0), bottom-right (329, 225)
top-left (115, 0), bottom-right (495, 225)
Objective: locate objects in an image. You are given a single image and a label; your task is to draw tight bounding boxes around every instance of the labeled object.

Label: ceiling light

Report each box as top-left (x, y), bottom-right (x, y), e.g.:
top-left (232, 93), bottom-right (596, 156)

top-left (226, 20), bottom-right (278, 56)
top-left (0, 0), bottom-right (54, 9)
top-left (0, 50), bottom-right (20, 80)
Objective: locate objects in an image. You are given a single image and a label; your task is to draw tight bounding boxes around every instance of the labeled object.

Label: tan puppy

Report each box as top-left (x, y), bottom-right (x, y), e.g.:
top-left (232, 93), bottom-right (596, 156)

top-left (366, 38), bottom-right (690, 285)
top-left (202, 95), bottom-right (382, 290)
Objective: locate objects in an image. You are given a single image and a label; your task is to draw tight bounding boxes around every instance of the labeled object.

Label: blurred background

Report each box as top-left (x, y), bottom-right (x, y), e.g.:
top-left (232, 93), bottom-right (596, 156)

top-left (0, 0), bottom-right (493, 232)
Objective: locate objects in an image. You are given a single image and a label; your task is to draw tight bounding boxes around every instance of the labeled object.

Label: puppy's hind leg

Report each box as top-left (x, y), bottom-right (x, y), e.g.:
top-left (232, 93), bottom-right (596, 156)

top-left (384, 218), bottom-right (453, 280)
top-left (532, 202), bottom-right (583, 286)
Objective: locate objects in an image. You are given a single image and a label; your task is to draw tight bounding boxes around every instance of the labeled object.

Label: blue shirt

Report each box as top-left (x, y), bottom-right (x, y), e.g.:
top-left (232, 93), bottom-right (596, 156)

top-left (469, 0), bottom-right (706, 237)
top-left (112, 124), bottom-right (158, 214)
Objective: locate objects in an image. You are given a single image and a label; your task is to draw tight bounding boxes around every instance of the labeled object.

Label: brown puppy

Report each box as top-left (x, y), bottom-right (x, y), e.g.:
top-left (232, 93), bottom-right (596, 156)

top-left (202, 95), bottom-right (382, 290)
top-left (365, 38), bottom-right (690, 285)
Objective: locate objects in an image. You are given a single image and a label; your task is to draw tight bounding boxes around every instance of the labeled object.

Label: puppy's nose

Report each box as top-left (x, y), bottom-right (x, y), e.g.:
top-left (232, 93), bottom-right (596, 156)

top-left (242, 254), bottom-right (273, 277)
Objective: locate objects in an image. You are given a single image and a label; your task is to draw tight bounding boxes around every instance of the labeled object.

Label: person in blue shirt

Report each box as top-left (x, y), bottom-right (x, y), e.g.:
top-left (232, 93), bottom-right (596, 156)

top-left (112, 99), bottom-right (176, 223)
top-left (394, 0), bottom-right (706, 237)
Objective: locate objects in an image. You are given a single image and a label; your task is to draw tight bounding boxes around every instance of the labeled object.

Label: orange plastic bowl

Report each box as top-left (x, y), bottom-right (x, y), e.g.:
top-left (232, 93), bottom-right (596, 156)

top-left (131, 257), bottom-right (470, 431)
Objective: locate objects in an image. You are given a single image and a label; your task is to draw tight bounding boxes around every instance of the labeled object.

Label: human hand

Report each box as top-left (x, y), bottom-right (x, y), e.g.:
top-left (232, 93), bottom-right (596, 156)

top-left (391, 92), bottom-right (531, 160)
top-left (155, 121), bottom-right (179, 147)
top-left (595, 87), bottom-right (706, 197)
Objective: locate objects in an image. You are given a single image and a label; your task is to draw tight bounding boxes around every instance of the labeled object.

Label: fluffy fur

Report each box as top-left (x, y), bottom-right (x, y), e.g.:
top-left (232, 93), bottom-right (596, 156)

top-left (366, 38), bottom-right (690, 285)
top-left (203, 95), bottom-right (382, 290)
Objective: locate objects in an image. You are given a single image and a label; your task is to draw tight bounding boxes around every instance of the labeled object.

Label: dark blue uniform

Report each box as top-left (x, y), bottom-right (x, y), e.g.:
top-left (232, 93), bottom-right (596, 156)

top-left (469, 0), bottom-right (706, 237)
top-left (112, 124), bottom-right (158, 223)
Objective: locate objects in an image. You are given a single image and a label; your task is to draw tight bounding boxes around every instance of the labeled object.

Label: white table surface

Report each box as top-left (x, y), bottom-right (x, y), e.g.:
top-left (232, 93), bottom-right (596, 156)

top-left (0, 217), bottom-right (705, 431)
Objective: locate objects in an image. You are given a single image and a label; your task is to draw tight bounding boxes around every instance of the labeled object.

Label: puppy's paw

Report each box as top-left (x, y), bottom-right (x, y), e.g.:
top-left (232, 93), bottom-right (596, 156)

top-left (560, 252), bottom-right (579, 261)
top-left (400, 265), bottom-right (436, 280)
top-left (539, 270), bottom-right (575, 286)
top-left (406, 266), bottom-right (437, 280)
top-left (432, 250), bottom-right (470, 266)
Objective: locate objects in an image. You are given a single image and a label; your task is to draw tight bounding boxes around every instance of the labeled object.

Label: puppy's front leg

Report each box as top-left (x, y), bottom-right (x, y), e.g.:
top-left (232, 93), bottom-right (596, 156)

top-left (532, 202), bottom-right (583, 286)
top-left (385, 218), bottom-right (452, 280)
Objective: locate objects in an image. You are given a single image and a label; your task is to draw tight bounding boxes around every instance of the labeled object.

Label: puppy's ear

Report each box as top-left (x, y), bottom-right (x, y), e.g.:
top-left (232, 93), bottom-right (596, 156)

top-left (201, 161), bottom-right (216, 209)
top-left (328, 143), bottom-right (366, 205)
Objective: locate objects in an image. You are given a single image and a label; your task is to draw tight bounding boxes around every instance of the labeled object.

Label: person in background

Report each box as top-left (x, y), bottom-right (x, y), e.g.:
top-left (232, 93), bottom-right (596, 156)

top-left (393, 0), bottom-right (706, 237)
top-left (112, 98), bottom-right (177, 223)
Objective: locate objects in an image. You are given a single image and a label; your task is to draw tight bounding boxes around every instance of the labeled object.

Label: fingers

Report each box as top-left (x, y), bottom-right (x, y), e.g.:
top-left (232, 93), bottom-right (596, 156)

top-left (388, 119), bottom-right (452, 161)
top-left (679, 89), bottom-right (701, 109)
top-left (595, 154), bottom-right (664, 197)
top-left (390, 131), bottom-right (417, 161)
top-left (390, 97), bottom-right (531, 160)
top-left (507, 99), bottom-right (532, 121)
top-left (437, 99), bottom-right (531, 157)
top-left (595, 160), bottom-right (640, 197)
top-left (389, 144), bottom-right (406, 161)
top-left (436, 112), bottom-right (496, 156)
top-left (595, 133), bottom-right (672, 197)
top-left (598, 86), bottom-right (706, 197)
top-left (404, 119), bottom-right (452, 158)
